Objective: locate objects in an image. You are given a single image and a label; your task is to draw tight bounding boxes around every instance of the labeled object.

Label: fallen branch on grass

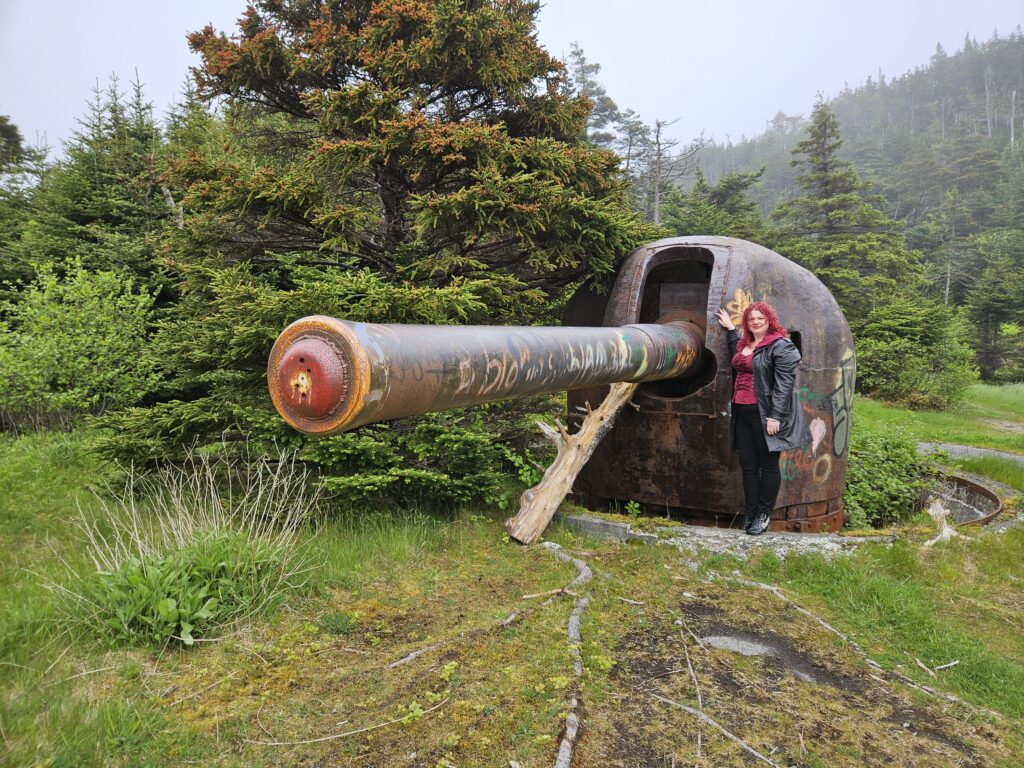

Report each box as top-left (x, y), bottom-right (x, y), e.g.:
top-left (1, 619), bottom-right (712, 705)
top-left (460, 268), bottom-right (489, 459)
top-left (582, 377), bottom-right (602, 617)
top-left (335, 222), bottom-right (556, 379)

top-left (542, 542), bottom-right (593, 768)
top-left (923, 498), bottom-right (964, 547)
top-left (522, 587), bottom-right (577, 600)
top-left (385, 643), bottom-right (440, 669)
top-left (244, 698), bottom-right (449, 746)
top-left (682, 639), bottom-right (704, 760)
top-left (166, 672), bottom-right (237, 707)
top-left (47, 665), bottom-right (120, 688)
top-left (505, 383), bottom-right (639, 544)
top-left (717, 574), bottom-right (1002, 719)
top-left (633, 668), bottom-right (685, 688)
top-left (649, 693), bottom-right (782, 768)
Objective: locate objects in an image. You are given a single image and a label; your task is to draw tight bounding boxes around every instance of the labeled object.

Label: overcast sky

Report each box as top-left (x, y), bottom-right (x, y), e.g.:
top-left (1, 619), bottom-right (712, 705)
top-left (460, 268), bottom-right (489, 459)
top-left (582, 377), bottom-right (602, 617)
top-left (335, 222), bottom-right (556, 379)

top-left (1, 0), bottom-right (1021, 156)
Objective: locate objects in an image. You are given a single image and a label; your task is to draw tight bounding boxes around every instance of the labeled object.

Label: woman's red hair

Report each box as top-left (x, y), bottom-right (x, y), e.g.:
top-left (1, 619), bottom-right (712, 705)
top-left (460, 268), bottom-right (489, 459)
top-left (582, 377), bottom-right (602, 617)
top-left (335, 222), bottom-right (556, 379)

top-left (741, 302), bottom-right (788, 345)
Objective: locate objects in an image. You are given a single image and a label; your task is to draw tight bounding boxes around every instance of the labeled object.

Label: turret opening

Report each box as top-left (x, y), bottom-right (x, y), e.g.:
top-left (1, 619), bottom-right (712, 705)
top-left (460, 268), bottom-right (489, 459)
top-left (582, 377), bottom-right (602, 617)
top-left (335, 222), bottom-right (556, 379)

top-left (637, 248), bottom-right (715, 400)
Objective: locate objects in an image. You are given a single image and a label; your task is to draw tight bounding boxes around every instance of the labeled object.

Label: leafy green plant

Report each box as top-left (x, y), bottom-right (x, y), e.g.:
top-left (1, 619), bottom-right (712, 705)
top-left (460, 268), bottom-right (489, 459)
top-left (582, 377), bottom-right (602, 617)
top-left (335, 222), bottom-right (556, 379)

top-left (61, 449), bottom-right (319, 646)
top-left (624, 500), bottom-right (641, 519)
top-left (0, 260), bottom-right (158, 431)
top-left (84, 532), bottom-right (283, 646)
top-left (844, 426), bottom-right (936, 529)
top-left (318, 611), bottom-right (358, 635)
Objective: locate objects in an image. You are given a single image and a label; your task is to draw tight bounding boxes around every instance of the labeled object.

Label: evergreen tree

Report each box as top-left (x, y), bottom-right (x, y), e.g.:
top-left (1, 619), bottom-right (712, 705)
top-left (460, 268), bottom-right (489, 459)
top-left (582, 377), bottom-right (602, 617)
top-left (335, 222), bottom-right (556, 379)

top-left (965, 230), bottom-right (1024, 380)
top-left (0, 116), bottom-right (25, 169)
top-left (566, 43), bottom-right (620, 148)
top-left (97, 0), bottom-right (657, 505)
top-left (7, 79), bottom-right (171, 290)
top-left (773, 99), bottom-right (921, 326)
top-left (774, 100), bottom-right (976, 405)
top-left (661, 168), bottom-right (765, 240)
top-left (0, 117), bottom-right (47, 298)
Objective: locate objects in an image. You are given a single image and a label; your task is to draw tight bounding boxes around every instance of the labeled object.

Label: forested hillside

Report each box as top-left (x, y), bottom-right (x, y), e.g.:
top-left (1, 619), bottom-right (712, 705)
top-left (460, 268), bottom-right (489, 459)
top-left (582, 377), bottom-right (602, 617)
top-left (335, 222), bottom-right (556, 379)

top-left (690, 31), bottom-right (1024, 384)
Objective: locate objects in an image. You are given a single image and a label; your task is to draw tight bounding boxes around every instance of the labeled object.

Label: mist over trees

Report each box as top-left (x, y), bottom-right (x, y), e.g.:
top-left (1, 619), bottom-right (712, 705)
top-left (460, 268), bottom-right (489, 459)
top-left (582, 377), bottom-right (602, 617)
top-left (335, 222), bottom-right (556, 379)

top-left (685, 30), bottom-right (1024, 389)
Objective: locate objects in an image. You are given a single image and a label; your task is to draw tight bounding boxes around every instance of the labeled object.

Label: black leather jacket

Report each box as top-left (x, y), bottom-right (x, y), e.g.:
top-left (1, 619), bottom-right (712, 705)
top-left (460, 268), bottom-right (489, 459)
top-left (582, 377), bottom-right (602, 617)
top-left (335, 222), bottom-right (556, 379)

top-left (727, 329), bottom-right (810, 452)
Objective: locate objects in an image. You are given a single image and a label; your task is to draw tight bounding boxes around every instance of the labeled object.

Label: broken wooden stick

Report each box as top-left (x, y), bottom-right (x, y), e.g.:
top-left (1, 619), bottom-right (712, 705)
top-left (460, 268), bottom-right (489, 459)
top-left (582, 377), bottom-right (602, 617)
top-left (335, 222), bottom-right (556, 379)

top-left (682, 640), bottom-right (704, 760)
top-left (650, 693), bottom-right (782, 768)
top-left (245, 698), bottom-right (448, 746)
top-left (505, 383), bottom-right (639, 545)
top-left (923, 497), bottom-right (963, 547)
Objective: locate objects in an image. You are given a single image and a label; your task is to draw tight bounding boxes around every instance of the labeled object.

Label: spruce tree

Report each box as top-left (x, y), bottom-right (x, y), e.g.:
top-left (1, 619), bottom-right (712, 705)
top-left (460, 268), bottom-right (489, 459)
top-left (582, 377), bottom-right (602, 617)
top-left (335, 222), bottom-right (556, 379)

top-left (661, 169), bottom-right (765, 240)
top-left (775, 100), bottom-right (976, 406)
top-left (8, 79), bottom-right (170, 289)
top-left (773, 99), bottom-right (921, 326)
top-left (96, 0), bottom-right (657, 505)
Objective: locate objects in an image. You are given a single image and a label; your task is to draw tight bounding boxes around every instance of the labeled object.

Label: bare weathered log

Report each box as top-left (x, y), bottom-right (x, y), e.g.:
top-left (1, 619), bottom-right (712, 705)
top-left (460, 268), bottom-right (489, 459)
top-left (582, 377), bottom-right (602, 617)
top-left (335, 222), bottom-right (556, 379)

top-left (504, 382), bottom-right (638, 545)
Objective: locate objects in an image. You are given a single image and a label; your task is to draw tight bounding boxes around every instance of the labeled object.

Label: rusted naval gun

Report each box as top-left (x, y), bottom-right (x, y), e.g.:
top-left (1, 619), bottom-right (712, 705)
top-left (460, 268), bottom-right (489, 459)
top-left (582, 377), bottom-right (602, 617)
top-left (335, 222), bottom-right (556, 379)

top-left (269, 236), bottom-right (855, 534)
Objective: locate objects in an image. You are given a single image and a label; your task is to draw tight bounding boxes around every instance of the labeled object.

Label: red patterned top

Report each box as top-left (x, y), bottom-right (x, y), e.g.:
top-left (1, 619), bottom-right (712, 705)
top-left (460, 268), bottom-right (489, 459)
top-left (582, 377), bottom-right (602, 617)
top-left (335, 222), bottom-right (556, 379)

top-left (732, 350), bottom-right (757, 404)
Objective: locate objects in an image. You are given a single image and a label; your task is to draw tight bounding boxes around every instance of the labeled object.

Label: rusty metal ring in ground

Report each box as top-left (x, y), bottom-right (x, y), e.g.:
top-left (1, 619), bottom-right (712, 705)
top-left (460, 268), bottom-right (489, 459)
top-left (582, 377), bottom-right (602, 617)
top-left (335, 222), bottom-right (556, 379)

top-left (267, 315), bottom-right (370, 435)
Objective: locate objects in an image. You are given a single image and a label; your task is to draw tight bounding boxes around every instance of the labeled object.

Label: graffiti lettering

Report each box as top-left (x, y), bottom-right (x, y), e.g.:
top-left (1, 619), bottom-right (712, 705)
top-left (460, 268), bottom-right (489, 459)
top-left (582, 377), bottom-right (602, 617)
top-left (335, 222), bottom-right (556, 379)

top-left (829, 349), bottom-right (855, 458)
top-left (780, 458), bottom-right (797, 481)
top-left (725, 288), bottom-right (754, 326)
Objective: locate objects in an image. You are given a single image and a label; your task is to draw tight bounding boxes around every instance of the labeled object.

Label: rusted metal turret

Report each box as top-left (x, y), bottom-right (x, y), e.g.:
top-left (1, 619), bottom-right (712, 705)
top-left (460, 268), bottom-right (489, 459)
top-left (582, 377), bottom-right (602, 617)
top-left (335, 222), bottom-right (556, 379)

top-left (565, 236), bottom-right (855, 532)
top-left (268, 236), bottom-right (855, 533)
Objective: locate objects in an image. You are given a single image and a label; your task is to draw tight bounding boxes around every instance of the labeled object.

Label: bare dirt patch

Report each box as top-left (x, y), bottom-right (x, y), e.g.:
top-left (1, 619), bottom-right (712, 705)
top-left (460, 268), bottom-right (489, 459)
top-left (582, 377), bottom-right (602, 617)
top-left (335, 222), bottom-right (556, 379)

top-left (576, 581), bottom-right (1003, 767)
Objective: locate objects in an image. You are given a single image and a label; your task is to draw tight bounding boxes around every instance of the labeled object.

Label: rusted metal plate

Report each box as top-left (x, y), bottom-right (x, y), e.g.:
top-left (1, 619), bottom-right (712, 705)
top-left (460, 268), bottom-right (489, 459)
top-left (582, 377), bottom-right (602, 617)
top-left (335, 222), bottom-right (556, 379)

top-left (570, 236), bottom-right (855, 533)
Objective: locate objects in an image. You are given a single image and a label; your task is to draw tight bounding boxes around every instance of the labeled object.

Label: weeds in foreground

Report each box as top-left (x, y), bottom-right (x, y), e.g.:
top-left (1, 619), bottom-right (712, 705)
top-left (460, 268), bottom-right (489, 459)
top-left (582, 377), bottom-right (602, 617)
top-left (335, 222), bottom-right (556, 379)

top-left (56, 450), bottom-right (321, 647)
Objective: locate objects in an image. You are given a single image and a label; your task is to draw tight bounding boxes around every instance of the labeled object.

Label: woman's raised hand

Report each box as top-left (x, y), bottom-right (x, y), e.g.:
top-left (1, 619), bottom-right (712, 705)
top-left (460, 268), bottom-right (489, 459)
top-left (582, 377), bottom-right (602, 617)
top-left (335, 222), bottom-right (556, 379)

top-left (714, 308), bottom-right (735, 331)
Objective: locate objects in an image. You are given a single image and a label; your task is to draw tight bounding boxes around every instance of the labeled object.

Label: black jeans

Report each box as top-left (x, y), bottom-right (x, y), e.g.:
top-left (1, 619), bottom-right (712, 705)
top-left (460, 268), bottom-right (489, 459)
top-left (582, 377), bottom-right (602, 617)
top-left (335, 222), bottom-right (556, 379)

top-left (733, 403), bottom-right (781, 520)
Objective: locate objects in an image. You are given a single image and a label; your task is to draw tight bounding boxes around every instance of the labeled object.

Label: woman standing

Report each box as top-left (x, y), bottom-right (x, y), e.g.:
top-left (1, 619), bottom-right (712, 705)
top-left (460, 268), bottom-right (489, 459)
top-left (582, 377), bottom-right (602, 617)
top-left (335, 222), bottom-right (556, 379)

top-left (714, 302), bottom-right (809, 535)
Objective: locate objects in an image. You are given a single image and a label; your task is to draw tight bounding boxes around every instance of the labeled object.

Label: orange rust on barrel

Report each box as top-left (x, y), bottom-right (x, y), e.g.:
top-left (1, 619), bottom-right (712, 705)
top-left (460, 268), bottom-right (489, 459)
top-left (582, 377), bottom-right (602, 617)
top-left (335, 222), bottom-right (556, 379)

top-left (267, 315), bottom-right (371, 435)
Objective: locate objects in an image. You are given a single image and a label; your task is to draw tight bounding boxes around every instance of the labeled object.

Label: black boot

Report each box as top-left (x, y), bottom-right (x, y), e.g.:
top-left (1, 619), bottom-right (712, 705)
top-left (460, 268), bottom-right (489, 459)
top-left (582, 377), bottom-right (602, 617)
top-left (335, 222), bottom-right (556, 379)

top-left (741, 512), bottom-right (756, 532)
top-left (746, 511), bottom-right (771, 536)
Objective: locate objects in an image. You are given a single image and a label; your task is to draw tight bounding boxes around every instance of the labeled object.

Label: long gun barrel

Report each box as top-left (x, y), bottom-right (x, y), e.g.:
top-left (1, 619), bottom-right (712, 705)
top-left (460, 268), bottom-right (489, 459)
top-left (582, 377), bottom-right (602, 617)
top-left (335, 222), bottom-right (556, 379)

top-left (268, 315), bottom-right (705, 435)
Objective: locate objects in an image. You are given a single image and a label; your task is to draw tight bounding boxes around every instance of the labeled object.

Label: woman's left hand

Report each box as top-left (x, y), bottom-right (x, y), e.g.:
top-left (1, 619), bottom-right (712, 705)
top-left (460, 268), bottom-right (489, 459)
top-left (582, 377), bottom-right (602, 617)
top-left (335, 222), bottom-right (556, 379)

top-left (765, 418), bottom-right (780, 436)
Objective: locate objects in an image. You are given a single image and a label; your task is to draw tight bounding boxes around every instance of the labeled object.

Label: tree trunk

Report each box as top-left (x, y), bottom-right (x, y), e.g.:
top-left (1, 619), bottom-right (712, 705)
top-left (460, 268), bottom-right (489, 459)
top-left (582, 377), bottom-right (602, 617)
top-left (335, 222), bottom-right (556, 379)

top-left (985, 67), bottom-right (994, 139)
top-left (1011, 89), bottom-right (1017, 147)
top-left (504, 382), bottom-right (638, 545)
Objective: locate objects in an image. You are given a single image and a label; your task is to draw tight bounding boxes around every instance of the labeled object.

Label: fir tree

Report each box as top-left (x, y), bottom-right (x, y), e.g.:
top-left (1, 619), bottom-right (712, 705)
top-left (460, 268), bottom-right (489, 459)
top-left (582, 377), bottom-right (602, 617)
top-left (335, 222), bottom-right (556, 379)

top-left (8, 78), bottom-right (170, 289)
top-left (773, 99), bottom-right (920, 325)
top-left (97, 0), bottom-right (657, 503)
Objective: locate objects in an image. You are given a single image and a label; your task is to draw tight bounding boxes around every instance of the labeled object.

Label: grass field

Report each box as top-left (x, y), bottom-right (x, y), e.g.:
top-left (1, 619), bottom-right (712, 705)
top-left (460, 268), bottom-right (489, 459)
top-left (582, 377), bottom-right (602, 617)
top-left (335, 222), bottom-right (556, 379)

top-left (3, 428), bottom-right (1024, 767)
top-left (854, 383), bottom-right (1024, 455)
top-left (950, 455), bottom-right (1024, 493)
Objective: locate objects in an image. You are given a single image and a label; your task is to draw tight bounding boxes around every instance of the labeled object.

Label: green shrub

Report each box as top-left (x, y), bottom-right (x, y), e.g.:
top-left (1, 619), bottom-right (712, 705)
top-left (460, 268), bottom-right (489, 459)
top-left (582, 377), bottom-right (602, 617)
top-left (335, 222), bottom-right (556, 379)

top-left (64, 450), bottom-right (318, 647)
top-left (854, 300), bottom-right (978, 409)
top-left (844, 426), bottom-right (935, 529)
top-left (85, 531), bottom-right (287, 646)
top-left (0, 261), bottom-right (158, 431)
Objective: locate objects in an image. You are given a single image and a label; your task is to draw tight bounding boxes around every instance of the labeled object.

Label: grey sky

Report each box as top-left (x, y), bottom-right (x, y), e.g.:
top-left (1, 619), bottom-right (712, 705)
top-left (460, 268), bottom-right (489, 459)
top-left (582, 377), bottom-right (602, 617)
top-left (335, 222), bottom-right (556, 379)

top-left (1, 0), bottom-right (1021, 156)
